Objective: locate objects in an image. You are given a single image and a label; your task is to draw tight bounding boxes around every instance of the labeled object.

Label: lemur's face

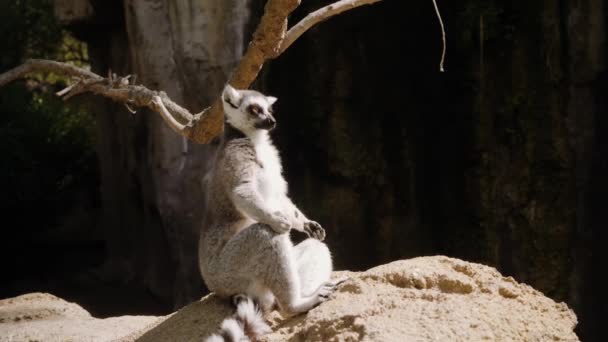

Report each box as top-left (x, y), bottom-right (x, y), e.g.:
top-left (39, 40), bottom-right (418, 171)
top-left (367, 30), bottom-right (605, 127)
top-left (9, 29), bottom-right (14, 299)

top-left (222, 85), bottom-right (278, 134)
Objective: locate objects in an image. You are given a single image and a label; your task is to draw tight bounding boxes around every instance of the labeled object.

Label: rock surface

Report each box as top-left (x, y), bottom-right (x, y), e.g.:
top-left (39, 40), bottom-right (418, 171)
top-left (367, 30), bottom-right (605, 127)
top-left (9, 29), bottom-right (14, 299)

top-left (0, 293), bottom-right (160, 342)
top-left (0, 256), bottom-right (579, 341)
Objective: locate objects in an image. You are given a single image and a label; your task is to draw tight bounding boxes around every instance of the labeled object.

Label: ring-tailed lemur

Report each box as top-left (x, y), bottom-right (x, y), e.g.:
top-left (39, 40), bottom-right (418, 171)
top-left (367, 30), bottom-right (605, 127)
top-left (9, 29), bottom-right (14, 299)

top-left (199, 85), bottom-right (342, 341)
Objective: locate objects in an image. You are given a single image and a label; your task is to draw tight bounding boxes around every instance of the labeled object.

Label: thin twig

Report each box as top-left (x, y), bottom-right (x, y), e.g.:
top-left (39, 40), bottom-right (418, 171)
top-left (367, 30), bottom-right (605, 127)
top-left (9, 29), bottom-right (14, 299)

top-left (431, 0), bottom-right (446, 72)
top-left (151, 95), bottom-right (187, 131)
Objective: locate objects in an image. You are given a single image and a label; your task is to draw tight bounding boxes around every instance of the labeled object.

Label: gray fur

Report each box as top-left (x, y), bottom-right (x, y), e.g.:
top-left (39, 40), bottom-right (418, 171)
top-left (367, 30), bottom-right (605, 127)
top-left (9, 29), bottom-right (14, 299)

top-left (199, 85), bottom-right (337, 332)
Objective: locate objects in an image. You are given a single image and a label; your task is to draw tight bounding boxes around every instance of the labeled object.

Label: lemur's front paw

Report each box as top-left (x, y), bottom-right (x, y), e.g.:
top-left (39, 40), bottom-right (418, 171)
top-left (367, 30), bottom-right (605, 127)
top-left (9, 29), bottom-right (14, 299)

top-left (304, 220), bottom-right (325, 241)
top-left (268, 211), bottom-right (291, 234)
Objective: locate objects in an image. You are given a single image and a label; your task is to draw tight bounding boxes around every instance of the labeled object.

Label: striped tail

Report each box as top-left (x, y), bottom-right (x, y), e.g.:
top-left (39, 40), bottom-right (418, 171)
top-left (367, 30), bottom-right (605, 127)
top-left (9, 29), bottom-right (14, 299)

top-left (205, 295), bottom-right (271, 342)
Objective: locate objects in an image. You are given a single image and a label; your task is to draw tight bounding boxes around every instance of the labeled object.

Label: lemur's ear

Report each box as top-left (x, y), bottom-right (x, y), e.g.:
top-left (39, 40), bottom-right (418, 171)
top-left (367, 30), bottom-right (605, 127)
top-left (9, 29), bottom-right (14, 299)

top-left (266, 96), bottom-right (278, 106)
top-left (222, 84), bottom-right (242, 106)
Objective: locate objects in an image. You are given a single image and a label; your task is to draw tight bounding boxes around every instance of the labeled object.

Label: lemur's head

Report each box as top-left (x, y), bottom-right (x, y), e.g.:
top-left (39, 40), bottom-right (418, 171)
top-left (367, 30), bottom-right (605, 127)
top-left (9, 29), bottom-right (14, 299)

top-left (222, 85), bottom-right (278, 135)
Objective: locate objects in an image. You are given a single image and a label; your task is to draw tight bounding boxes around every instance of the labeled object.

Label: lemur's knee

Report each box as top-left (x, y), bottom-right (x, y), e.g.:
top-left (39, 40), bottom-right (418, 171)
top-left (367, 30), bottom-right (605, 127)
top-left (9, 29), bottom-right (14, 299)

top-left (295, 238), bottom-right (332, 267)
top-left (294, 238), bottom-right (333, 297)
top-left (298, 238), bottom-right (327, 249)
top-left (296, 238), bottom-right (330, 255)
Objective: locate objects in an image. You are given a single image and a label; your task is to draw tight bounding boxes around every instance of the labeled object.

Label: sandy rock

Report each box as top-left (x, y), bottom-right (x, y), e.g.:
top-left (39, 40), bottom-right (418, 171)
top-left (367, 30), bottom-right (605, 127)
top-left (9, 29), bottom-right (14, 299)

top-left (0, 256), bottom-right (579, 341)
top-left (262, 256), bottom-right (579, 341)
top-left (0, 293), bottom-right (161, 342)
top-left (133, 256), bottom-right (578, 341)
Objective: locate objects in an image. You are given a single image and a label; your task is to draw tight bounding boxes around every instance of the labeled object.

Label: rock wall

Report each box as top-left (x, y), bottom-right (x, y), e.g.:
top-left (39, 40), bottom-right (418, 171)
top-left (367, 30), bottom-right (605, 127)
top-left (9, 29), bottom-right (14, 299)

top-left (260, 1), bottom-right (605, 339)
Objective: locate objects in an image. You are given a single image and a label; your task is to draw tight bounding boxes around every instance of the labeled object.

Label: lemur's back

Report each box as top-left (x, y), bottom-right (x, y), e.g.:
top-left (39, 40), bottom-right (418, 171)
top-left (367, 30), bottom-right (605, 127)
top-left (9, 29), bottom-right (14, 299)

top-left (199, 134), bottom-right (256, 268)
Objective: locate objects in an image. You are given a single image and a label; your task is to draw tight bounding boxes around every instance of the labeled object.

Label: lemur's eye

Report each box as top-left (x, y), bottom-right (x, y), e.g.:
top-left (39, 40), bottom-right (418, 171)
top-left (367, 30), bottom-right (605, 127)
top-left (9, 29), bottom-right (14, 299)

top-left (247, 104), bottom-right (262, 116)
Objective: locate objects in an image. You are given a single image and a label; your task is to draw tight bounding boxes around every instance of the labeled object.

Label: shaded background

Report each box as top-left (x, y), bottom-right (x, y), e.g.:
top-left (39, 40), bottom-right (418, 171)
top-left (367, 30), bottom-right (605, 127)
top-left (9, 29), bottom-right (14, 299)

top-left (0, 0), bottom-right (605, 340)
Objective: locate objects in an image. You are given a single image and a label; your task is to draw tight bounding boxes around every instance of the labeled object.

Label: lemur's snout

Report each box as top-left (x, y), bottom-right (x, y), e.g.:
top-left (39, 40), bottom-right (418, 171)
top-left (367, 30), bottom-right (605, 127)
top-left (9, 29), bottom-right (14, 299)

top-left (256, 116), bottom-right (276, 130)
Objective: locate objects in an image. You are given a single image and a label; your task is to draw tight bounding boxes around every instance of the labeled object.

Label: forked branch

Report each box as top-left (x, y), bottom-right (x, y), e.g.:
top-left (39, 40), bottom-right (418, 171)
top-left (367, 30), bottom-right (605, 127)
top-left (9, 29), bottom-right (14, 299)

top-left (279, 0), bottom-right (383, 55)
top-left (280, 0), bottom-right (446, 70)
top-left (0, 0), bottom-right (446, 143)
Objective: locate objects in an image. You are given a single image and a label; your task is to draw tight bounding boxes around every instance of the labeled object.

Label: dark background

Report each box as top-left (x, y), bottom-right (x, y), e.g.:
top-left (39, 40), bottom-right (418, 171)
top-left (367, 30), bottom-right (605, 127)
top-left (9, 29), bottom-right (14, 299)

top-left (0, 0), bottom-right (605, 340)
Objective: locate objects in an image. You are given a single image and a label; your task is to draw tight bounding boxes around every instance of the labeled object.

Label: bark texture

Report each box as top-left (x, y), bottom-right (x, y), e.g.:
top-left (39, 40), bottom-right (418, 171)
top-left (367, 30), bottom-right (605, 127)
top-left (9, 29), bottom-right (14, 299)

top-left (58, 0), bottom-right (250, 308)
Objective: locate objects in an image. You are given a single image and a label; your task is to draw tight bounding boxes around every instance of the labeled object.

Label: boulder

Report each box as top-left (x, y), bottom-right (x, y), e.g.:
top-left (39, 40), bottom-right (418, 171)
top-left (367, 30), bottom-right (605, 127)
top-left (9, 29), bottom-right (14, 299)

top-left (0, 256), bottom-right (579, 341)
top-left (0, 293), bottom-right (160, 342)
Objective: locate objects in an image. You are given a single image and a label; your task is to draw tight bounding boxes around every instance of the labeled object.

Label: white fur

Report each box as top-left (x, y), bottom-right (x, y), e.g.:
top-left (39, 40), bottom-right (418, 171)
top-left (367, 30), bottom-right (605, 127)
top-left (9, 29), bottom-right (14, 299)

top-left (222, 85), bottom-right (288, 213)
top-left (294, 239), bottom-right (333, 296)
top-left (266, 96), bottom-right (277, 105)
top-left (252, 132), bottom-right (287, 211)
top-left (204, 318), bottom-right (246, 342)
top-left (204, 334), bottom-right (224, 342)
top-left (246, 280), bottom-right (275, 312)
top-left (235, 296), bottom-right (272, 336)
top-left (221, 318), bottom-right (247, 341)
top-left (204, 296), bottom-right (271, 342)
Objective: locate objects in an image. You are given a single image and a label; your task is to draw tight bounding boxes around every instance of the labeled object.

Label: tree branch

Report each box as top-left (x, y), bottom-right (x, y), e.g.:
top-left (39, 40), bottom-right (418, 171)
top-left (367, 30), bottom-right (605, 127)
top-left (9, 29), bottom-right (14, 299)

top-left (150, 95), bottom-right (187, 132)
top-left (0, 59), bottom-right (99, 85)
top-left (183, 0), bottom-right (302, 143)
top-left (0, 0), bottom-right (446, 144)
top-left (0, 59), bottom-right (197, 138)
top-left (279, 0), bottom-right (382, 55)
top-left (228, 0), bottom-right (301, 87)
top-left (279, 0), bottom-right (446, 71)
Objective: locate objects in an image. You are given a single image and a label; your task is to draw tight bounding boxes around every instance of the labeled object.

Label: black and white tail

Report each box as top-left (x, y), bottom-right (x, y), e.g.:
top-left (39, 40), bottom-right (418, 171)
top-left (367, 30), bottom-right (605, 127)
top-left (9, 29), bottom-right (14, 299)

top-left (205, 295), bottom-right (271, 342)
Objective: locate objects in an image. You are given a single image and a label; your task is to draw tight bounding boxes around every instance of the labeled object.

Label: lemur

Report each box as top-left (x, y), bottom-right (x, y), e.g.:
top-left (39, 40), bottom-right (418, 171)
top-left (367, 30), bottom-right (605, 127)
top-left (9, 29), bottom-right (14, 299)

top-left (195, 85), bottom-right (342, 341)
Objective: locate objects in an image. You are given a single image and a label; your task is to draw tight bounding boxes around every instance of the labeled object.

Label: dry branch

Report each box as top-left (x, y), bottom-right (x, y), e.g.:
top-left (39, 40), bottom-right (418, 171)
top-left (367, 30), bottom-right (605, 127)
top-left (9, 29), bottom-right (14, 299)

top-left (0, 0), bottom-right (446, 143)
top-left (0, 59), bottom-right (98, 85)
top-left (0, 0), bottom-right (304, 143)
top-left (279, 0), bottom-right (382, 55)
top-left (432, 0), bottom-right (446, 72)
top-left (0, 59), bottom-right (198, 138)
top-left (280, 0), bottom-right (446, 71)
top-left (186, 0), bottom-right (302, 143)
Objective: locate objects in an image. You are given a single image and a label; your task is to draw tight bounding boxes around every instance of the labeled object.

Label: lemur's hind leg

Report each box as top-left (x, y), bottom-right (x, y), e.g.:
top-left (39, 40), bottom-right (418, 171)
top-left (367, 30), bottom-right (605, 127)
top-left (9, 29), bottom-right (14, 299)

top-left (293, 238), bottom-right (349, 299)
top-left (246, 228), bottom-right (339, 316)
top-left (293, 238), bottom-right (333, 296)
top-left (213, 224), bottom-right (330, 316)
top-left (268, 238), bottom-right (342, 317)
